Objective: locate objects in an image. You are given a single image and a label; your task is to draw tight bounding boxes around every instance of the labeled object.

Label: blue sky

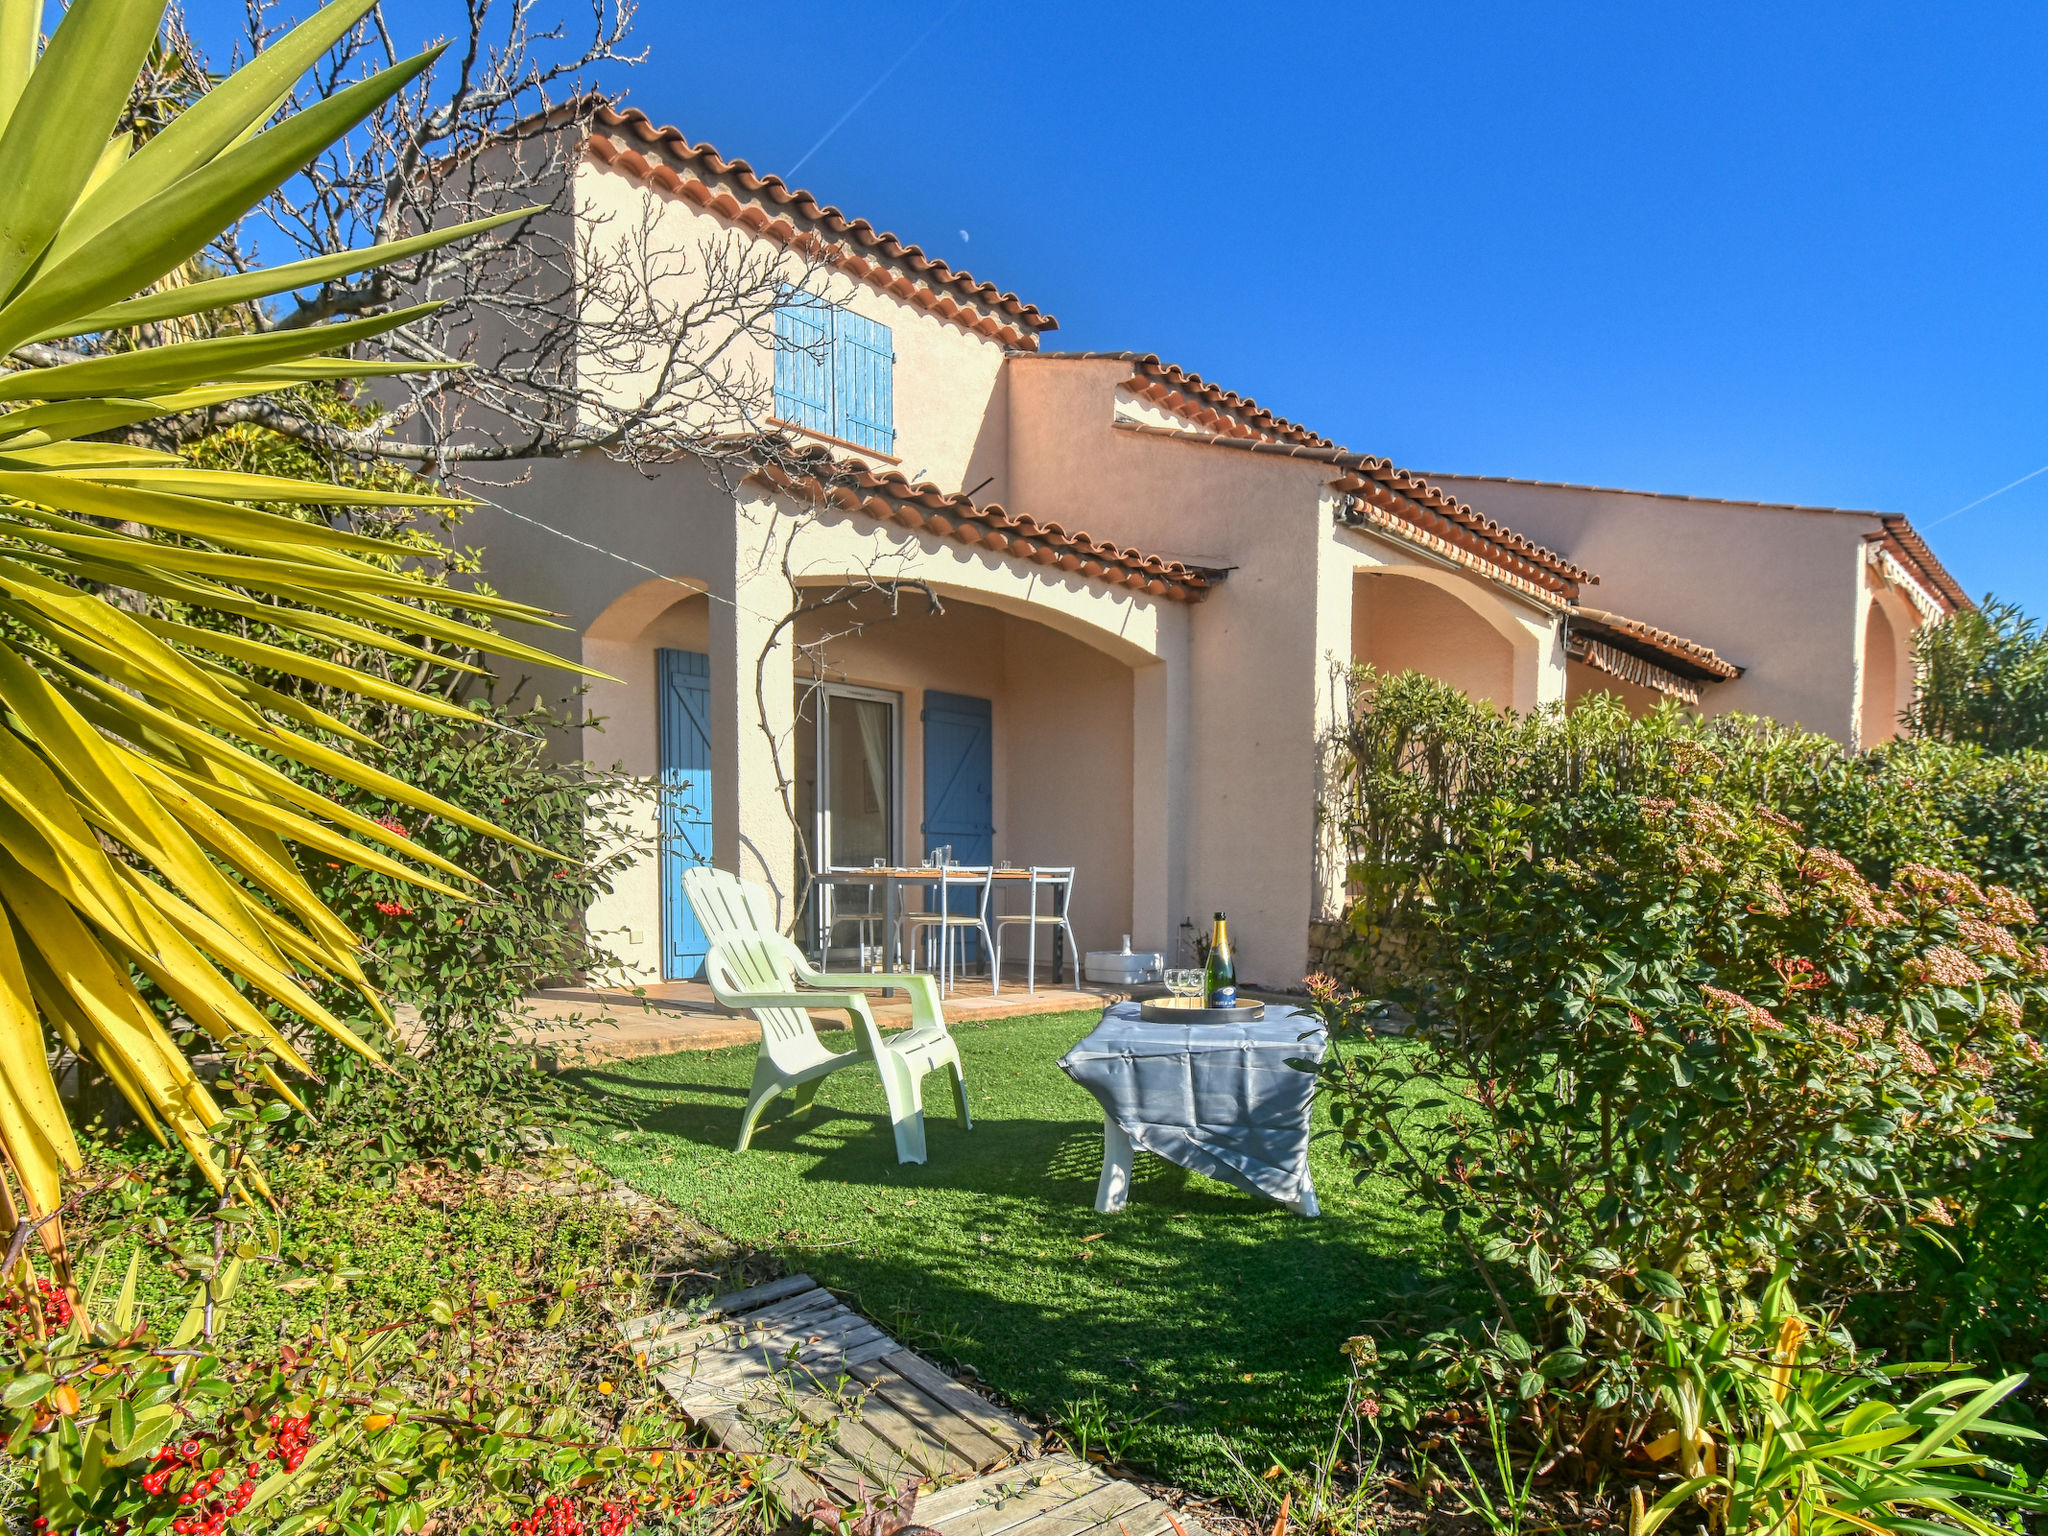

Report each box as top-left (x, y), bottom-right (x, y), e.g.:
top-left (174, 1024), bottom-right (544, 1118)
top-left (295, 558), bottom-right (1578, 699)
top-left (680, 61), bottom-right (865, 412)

top-left (186, 0), bottom-right (2048, 613)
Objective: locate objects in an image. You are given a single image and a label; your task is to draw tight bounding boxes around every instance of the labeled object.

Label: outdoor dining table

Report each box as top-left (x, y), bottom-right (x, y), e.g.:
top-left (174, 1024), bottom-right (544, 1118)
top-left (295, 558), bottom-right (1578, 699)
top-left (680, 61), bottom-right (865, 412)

top-left (811, 866), bottom-right (1067, 978)
top-left (1057, 1001), bottom-right (1328, 1217)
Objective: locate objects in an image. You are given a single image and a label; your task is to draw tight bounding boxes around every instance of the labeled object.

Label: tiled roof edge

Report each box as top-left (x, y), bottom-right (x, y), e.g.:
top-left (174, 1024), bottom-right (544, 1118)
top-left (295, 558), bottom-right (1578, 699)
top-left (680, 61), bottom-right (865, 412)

top-left (582, 103), bottom-right (1056, 342)
top-left (1032, 350), bottom-right (1337, 449)
top-left (1571, 607), bottom-right (1742, 681)
top-left (1108, 418), bottom-right (1593, 600)
top-left (1875, 516), bottom-right (1972, 614)
top-left (743, 442), bottom-right (1224, 603)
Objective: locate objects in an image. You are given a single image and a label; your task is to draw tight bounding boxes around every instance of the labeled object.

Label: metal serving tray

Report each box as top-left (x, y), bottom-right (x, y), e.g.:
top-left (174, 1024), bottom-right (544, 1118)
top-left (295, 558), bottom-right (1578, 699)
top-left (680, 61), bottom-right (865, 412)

top-left (1138, 997), bottom-right (1266, 1023)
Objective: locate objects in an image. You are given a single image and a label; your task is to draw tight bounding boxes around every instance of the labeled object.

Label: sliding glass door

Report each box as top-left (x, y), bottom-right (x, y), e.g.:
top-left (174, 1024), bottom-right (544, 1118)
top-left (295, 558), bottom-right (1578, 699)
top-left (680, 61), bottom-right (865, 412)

top-left (819, 688), bottom-right (898, 868)
top-left (794, 683), bottom-right (901, 960)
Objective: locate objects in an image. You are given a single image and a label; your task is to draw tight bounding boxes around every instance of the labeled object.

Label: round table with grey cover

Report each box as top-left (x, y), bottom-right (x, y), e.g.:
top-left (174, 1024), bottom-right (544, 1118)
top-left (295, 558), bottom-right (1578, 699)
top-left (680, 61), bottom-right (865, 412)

top-left (1057, 1002), bottom-right (1328, 1216)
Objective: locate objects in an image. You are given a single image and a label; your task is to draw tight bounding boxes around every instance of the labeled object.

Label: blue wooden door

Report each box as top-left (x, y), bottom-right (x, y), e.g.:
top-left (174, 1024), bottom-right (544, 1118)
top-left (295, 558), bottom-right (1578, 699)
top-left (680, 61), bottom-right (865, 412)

top-left (922, 692), bottom-right (993, 960)
top-left (658, 649), bottom-right (713, 980)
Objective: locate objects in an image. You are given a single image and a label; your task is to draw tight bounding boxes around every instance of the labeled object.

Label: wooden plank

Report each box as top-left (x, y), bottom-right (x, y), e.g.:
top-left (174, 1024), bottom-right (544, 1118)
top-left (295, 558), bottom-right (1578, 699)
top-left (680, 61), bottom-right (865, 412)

top-left (911, 1454), bottom-right (1095, 1525)
top-left (846, 1359), bottom-right (1012, 1472)
top-left (782, 1389), bottom-right (930, 1500)
top-left (697, 1407), bottom-right (829, 1520)
top-left (879, 1349), bottom-right (1042, 1453)
top-left (1059, 1493), bottom-right (1188, 1536)
top-left (660, 1323), bottom-right (895, 1417)
top-left (639, 1295), bottom-right (842, 1367)
top-left (673, 1306), bottom-right (867, 1383)
top-left (837, 1376), bottom-right (962, 1480)
top-left (704, 1271), bottom-right (820, 1318)
top-left (999, 1477), bottom-right (1153, 1536)
top-left (648, 1291), bottom-right (844, 1365)
top-left (685, 1289), bottom-right (844, 1347)
top-left (620, 1272), bottom-right (818, 1343)
top-left (1112, 1498), bottom-right (1209, 1536)
top-left (933, 1467), bottom-right (1110, 1536)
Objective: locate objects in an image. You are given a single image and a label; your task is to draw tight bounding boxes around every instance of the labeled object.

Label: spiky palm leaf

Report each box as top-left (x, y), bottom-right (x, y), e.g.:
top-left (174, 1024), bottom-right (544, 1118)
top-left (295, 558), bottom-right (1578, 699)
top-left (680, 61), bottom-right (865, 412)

top-left (0, 0), bottom-right (574, 1239)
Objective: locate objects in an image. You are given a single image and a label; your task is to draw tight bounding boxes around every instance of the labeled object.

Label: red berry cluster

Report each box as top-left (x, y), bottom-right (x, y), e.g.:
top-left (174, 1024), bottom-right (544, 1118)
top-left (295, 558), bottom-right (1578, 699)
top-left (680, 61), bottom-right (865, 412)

top-left (599, 1500), bottom-right (636, 1536)
top-left (266, 1413), bottom-right (314, 1473)
top-left (511, 1494), bottom-right (587, 1536)
top-left (140, 1439), bottom-right (205, 1496)
top-left (373, 899), bottom-right (416, 918)
top-left (2, 1278), bottom-right (73, 1338)
top-left (168, 1467), bottom-right (256, 1536)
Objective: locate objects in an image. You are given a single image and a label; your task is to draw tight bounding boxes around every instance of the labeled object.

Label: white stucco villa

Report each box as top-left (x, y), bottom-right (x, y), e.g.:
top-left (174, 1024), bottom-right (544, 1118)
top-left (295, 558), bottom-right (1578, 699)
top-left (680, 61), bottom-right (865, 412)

top-left (450, 105), bottom-right (1970, 994)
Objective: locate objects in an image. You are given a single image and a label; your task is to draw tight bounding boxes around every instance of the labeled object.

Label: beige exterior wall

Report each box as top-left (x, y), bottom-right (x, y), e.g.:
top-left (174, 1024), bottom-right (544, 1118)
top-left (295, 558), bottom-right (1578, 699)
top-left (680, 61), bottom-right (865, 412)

top-left (1005, 357), bottom-right (1570, 987)
top-left (1566, 661), bottom-right (1668, 716)
top-left (1427, 476), bottom-right (1897, 743)
top-left (458, 449), bottom-right (1186, 988)
top-left (571, 157), bottom-right (1008, 496)
top-left (1353, 572), bottom-right (1516, 705)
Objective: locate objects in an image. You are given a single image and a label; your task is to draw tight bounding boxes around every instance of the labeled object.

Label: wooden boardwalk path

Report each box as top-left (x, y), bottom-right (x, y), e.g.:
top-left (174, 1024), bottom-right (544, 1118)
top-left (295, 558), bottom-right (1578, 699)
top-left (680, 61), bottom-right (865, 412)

top-left (626, 1274), bottom-right (1212, 1536)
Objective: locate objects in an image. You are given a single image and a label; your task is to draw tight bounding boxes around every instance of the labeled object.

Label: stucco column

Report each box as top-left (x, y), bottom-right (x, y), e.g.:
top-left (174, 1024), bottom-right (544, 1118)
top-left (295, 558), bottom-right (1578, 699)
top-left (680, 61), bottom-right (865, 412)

top-left (1131, 605), bottom-right (1190, 957)
top-left (1526, 609), bottom-right (1569, 709)
top-left (711, 492), bottom-right (799, 929)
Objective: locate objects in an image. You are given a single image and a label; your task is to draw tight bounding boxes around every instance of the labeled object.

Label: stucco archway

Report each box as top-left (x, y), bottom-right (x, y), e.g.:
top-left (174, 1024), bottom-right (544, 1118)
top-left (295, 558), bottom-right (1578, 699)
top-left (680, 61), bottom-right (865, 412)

top-left (1351, 568), bottom-right (1522, 708)
top-left (1858, 584), bottom-right (1919, 749)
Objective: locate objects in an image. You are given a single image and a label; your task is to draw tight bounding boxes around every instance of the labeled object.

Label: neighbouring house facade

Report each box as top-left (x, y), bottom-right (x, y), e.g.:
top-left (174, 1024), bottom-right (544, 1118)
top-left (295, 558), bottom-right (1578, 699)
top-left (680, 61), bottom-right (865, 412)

top-left (452, 105), bottom-right (1969, 994)
top-left (1423, 475), bottom-right (1970, 748)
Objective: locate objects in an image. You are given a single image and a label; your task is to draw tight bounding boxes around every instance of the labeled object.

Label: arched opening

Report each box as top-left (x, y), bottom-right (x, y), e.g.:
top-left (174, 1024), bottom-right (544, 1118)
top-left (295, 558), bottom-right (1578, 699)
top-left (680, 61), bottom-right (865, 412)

top-left (1352, 570), bottom-right (1516, 706)
top-left (1859, 600), bottom-right (1902, 748)
top-left (578, 579), bottom-right (716, 984)
top-left (790, 585), bottom-right (1135, 974)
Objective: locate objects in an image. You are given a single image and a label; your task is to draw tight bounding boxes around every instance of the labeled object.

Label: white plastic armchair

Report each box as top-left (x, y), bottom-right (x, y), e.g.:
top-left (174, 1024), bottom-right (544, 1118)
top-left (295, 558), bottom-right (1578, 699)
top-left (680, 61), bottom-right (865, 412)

top-left (683, 868), bottom-right (970, 1164)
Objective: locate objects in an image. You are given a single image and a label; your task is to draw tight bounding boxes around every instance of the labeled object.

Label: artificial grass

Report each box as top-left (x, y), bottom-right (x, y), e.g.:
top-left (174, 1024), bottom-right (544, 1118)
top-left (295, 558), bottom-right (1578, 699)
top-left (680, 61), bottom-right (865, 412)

top-left (568, 1008), bottom-right (1474, 1499)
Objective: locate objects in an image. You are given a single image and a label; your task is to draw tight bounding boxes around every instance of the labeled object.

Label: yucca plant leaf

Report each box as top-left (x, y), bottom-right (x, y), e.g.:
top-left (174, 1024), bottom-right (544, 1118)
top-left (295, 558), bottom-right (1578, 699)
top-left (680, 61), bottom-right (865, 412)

top-left (0, 300), bottom-right (444, 400)
top-left (42, 0), bottom-right (381, 265)
top-left (0, 0), bottom-right (602, 1230)
top-left (137, 616), bottom-right (485, 722)
top-left (0, 0), bottom-right (38, 135)
top-left (0, 44), bottom-right (449, 349)
top-left (62, 207), bottom-right (542, 335)
top-left (0, 0), bottom-right (165, 304)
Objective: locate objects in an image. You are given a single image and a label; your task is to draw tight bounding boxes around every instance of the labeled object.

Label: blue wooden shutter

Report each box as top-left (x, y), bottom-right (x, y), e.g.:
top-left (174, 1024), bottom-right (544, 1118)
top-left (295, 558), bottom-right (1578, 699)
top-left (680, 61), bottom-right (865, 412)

top-left (921, 691), bottom-right (993, 961)
top-left (832, 308), bottom-right (895, 454)
top-left (773, 291), bottom-right (832, 434)
top-left (658, 649), bottom-right (714, 980)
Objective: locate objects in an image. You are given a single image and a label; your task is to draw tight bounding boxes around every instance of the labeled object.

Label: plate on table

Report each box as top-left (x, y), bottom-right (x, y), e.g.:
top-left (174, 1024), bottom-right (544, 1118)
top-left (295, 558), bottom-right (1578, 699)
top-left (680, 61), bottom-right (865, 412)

top-left (1139, 997), bottom-right (1266, 1023)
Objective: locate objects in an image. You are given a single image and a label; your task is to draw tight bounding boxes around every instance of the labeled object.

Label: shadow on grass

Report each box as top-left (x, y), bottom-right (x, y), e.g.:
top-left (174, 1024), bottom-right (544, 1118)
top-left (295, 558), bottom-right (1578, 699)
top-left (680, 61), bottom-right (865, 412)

top-left (565, 1019), bottom-right (1470, 1495)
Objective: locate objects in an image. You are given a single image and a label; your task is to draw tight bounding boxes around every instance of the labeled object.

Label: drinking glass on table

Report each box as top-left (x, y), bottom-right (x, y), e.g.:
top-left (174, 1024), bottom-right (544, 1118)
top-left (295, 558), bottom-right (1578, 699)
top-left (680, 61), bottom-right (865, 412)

top-left (1164, 968), bottom-right (1203, 1001)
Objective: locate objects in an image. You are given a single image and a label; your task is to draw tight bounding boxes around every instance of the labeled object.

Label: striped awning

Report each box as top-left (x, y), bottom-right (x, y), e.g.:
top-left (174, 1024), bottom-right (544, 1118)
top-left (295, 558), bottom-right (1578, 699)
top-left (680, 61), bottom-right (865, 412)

top-left (1568, 634), bottom-right (1702, 706)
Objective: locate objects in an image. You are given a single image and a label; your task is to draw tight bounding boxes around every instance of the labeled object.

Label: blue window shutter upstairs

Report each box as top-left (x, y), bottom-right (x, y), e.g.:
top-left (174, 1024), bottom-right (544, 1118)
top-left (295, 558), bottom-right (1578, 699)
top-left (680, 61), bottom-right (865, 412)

top-left (831, 307), bottom-right (896, 454)
top-left (773, 290), bottom-right (832, 435)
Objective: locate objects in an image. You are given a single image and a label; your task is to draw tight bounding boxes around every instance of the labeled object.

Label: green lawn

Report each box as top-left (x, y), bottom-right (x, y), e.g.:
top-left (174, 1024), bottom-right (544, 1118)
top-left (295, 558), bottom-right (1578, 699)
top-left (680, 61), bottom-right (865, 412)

top-left (569, 1009), bottom-right (1470, 1498)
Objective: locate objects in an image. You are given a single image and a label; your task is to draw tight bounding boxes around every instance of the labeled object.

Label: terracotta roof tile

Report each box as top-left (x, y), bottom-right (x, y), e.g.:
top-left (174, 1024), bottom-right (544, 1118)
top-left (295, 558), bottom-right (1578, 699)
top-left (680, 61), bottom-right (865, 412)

top-left (748, 443), bottom-right (1223, 602)
top-left (1041, 350), bottom-right (1338, 449)
top-left (1570, 607), bottom-right (1741, 682)
top-left (1874, 516), bottom-right (1969, 615)
top-left (582, 104), bottom-right (1056, 350)
top-left (1103, 418), bottom-right (1592, 604)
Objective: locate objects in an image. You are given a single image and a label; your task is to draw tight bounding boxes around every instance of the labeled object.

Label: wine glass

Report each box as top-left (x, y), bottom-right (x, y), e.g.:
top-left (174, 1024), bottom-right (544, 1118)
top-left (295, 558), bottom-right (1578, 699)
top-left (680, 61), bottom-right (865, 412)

top-left (1164, 969), bottom-right (1202, 1004)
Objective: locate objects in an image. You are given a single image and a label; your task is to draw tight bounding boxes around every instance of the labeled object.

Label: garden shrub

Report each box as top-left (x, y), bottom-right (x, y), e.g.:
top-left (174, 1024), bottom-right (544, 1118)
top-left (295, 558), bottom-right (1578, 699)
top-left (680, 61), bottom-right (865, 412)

top-left (1905, 596), bottom-right (2048, 754)
top-left (1315, 672), bottom-right (2048, 1463)
top-left (0, 1055), bottom-right (760, 1536)
top-left (175, 400), bottom-right (651, 1169)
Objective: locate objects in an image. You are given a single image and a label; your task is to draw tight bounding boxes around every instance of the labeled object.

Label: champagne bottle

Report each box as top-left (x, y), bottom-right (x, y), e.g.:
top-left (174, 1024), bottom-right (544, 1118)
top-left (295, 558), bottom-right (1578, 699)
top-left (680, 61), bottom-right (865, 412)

top-left (1203, 912), bottom-right (1236, 1008)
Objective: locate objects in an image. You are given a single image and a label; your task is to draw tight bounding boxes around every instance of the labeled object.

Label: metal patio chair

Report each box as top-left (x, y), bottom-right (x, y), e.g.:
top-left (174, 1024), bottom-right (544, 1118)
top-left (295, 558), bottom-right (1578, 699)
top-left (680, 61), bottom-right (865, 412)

top-left (992, 866), bottom-right (1080, 994)
top-left (898, 854), bottom-right (995, 997)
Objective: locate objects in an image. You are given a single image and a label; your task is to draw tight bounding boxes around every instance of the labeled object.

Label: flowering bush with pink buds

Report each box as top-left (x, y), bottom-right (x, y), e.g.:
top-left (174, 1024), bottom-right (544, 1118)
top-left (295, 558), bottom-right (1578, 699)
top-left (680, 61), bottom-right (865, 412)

top-left (1315, 675), bottom-right (2048, 1465)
